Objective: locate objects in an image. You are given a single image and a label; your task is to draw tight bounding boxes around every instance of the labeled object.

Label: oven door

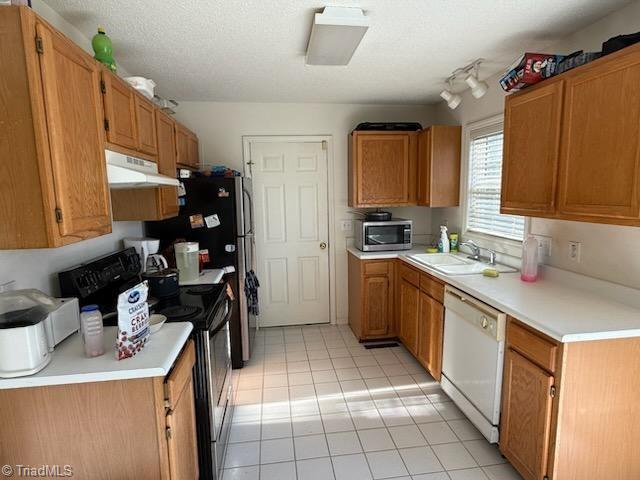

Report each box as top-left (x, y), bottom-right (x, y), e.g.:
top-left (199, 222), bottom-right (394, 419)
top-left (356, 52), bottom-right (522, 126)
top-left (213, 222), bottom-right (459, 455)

top-left (203, 297), bottom-right (233, 477)
top-left (363, 222), bottom-right (412, 251)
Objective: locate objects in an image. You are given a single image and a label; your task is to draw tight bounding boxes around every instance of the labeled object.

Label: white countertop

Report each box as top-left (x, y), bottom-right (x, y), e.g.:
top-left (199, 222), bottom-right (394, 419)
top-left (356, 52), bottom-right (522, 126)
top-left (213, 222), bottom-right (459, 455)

top-left (348, 247), bottom-right (640, 343)
top-left (179, 268), bottom-right (228, 286)
top-left (0, 322), bottom-right (193, 390)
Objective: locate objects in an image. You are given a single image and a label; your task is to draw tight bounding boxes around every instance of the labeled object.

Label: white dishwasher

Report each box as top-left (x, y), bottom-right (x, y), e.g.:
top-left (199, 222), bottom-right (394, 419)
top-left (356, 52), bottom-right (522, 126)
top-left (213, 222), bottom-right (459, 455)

top-left (441, 286), bottom-right (506, 443)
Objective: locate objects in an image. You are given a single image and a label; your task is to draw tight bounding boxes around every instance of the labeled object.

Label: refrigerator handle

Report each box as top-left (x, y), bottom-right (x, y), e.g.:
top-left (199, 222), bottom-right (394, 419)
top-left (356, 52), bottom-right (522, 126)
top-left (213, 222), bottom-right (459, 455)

top-left (243, 188), bottom-right (254, 235)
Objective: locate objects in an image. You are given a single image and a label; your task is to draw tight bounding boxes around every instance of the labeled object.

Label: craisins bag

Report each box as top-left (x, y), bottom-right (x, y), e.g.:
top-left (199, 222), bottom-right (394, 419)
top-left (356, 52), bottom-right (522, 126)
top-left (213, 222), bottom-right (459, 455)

top-left (116, 281), bottom-right (150, 360)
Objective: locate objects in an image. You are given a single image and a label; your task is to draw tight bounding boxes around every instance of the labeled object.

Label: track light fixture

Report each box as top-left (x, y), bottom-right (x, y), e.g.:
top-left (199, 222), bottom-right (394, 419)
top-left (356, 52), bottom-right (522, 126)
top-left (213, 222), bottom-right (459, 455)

top-left (441, 59), bottom-right (488, 108)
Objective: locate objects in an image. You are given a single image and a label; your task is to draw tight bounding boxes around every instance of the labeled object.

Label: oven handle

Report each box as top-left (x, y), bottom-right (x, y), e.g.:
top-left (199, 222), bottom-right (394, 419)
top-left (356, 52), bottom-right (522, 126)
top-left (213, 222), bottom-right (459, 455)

top-left (210, 299), bottom-right (232, 336)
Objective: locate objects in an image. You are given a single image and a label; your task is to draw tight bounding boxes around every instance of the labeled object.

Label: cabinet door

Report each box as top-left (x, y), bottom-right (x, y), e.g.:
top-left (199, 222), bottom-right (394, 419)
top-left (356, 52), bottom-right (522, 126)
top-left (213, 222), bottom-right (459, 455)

top-left (500, 348), bottom-right (555, 480)
top-left (417, 128), bottom-right (432, 205)
top-left (417, 293), bottom-right (444, 380)
top-left (399, 278), bottom-right (419, 355)
top-left (418, 126), bottom-right (462, 207)
top-left (557, 54), bottom-right (640, 222)
top-left (135, 94), bottom-right (158, 156)
top-left (501, 81), bottom-right (563, 216)
top-left (102, 71), bottom-right (138, 150)
top-left (175, 123), bottom-right (190, 167)
top-left (166, 377), bottom-right (199, 480)
top-left (156, 110), bottom-right (179, 218)
top-left (187, 132), bottom-right (199, 168)
top-left (36, 22), bottom-right (111, 239)
top-left (352, 133), bottom-right (416, 206)
top-left (362, 275), bottom-right (390, 337)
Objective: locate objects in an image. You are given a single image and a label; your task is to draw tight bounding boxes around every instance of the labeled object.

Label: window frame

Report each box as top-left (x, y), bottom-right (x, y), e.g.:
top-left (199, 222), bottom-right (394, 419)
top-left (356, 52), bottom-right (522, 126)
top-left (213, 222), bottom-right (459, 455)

top-left (461, 114), bottom-right (529, 258)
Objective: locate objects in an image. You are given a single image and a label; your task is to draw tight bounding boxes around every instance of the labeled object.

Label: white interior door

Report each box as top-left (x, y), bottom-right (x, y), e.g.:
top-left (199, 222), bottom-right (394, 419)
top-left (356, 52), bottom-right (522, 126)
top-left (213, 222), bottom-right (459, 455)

top-left (249, 140), bottom-right (330, 327)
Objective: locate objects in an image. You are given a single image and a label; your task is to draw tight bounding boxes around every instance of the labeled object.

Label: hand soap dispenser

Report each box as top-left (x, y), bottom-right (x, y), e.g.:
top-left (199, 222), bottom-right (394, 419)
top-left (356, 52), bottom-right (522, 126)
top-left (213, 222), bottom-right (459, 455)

top-left (521, 235), bottom-right (539, 282)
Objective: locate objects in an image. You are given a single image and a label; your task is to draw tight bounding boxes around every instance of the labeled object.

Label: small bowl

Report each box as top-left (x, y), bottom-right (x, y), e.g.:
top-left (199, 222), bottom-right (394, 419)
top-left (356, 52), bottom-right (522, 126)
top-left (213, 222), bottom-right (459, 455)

top-left (149, 314), bottom-right (167, 334)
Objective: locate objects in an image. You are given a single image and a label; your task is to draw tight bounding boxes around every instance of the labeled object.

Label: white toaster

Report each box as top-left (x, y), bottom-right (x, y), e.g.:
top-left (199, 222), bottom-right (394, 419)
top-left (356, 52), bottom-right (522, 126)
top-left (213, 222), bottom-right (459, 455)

top-left (0, 290), bottom-right (80, 378)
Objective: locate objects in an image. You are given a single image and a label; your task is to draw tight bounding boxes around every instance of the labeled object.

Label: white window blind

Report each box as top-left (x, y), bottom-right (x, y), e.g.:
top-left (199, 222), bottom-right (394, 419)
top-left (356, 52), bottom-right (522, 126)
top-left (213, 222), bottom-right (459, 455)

top-left (466, 127), bottom-right (525, 241)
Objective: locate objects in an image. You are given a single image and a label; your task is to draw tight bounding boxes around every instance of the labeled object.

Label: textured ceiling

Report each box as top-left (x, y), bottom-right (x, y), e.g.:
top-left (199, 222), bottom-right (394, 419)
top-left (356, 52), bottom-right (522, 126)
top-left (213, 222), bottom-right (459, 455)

top-left (43, 0), bottom-right (631, 104)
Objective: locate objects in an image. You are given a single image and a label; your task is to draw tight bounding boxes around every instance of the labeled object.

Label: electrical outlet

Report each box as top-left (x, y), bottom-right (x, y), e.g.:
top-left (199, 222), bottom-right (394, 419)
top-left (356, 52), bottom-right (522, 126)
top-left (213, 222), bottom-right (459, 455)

top-left (568, 241), bottom-right (581, 263)
top-left (536, 235), bottom-right (552, 259)
top-left (340, 220), bottom-right (353, 232)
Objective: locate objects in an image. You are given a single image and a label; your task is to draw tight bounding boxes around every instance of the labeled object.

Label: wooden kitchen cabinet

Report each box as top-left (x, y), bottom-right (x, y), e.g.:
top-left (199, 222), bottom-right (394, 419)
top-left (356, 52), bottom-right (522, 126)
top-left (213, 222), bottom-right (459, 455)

top-left (416, 291), bottom-right (444, 381)
top-left (0, 340), bottom-right (198, 480)
top-left (417, 126), bottom-right (462, 207)
top-left (111, 109), bottom-right (179, 221)
top-left (135, 94), bottom-right (159, 156)
top-left (501, 43), bottom-right (640, 226)
top-left (398, 264), bottom-right (420, 355)
top-left (176, 122), bottom-right (199, 168)
top-left (102, 70), bottom-right (139, 151)
top-left (501, 81), bottom-right (563, 216)
top-left (0, 6), bottom-right (112, 249)
top-left (500, 317), bottom-right (640, 480)
top-left (348, 254), bottom-right (395, 340)
top-left (349, 131), bottom-right (418, 207)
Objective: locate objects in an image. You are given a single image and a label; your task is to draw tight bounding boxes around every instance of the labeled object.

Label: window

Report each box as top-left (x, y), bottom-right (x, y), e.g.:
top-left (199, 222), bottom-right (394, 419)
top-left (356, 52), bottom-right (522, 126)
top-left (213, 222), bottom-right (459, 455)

top-left (465, 121), bottom-right (525, 242)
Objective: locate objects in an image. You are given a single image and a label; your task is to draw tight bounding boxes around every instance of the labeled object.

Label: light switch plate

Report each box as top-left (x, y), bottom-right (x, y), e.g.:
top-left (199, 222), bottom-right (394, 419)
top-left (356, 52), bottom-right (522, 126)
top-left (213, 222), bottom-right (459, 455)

top-left (568, 241), bottom-right (581, 262)
top-left (340, 220), bottom-right (353, 233)
top-left (535, 235), bottom-right (552, 260)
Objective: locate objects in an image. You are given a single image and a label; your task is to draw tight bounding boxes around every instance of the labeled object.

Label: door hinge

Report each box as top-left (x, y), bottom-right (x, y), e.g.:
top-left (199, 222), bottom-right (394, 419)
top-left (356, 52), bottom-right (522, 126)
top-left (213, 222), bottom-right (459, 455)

top-left (543, 476), bottom-right (549, 480)
top-left (35, 35), bottom-right (44, 54)
top-left (322, 140), bottom-right (328, 150)
top-left (165, 426), bottom-right (172, 440)
top-left (100, 80), bottom-right (106, 94)
top-left (104, 118), bottom-right (110, 131)
top-left (550, 385), bottom-right (556, 398)
top-left (54, 208), bottom-right (63, 223)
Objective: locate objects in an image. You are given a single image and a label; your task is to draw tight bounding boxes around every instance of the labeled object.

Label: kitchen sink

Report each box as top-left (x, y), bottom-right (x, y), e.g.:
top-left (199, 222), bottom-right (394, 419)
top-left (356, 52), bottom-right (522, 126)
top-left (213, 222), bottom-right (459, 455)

top-left (408, 252), bottom-right (517, 275)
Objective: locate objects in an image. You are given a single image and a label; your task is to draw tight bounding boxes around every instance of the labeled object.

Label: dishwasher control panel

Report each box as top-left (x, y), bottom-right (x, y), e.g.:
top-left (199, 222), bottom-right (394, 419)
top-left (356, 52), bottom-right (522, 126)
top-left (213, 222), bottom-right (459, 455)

top-left (444, 286), bottom-right (507, 341)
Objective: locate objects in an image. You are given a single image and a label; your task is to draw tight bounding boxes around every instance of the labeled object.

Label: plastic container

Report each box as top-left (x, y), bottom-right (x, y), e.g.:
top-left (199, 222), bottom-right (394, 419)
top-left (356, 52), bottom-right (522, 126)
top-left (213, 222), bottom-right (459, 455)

top-left (450, 233), bottom-right (459, 252)
top-left (92, 27), bottom-right (116, 72)
top-left (438, 226), bottom-right (450, 253)
top-left (124, 76), bottom-right (156, 100)
top-left (175, 242), bottom-right (200, 282)
top-left (520, 236), bottom-right (539, 282)
top-left (80, 305), bottom-right (105, 358)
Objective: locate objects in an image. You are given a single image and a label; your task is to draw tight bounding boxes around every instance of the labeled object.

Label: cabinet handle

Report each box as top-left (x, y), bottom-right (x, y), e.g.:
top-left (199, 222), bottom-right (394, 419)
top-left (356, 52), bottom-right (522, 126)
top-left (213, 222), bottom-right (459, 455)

top-left (166, 427), bottom-right (172, 439)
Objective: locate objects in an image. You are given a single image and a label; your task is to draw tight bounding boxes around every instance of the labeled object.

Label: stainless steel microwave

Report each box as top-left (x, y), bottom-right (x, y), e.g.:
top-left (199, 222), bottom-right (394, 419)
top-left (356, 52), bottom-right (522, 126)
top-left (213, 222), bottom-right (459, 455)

top-left (354, 219), bottom-right (412, 251)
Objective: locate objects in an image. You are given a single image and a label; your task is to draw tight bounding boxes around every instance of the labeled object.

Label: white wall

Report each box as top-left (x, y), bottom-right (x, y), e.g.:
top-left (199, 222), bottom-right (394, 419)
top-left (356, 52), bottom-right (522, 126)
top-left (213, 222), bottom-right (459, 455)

top-left (0, 3), bottom-right (142, 296)
top-left (174, 102), bottom-right (435, 322)
top-left (434, 0), bottom-right (640, 289)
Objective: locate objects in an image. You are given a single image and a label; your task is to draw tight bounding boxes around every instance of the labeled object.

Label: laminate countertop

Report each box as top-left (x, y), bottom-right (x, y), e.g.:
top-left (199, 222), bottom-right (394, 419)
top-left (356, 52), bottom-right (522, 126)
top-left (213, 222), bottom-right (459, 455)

top-left (0, 322), bottom-right (193, 390)
top-left (348, 247), bottom-right (640, 343)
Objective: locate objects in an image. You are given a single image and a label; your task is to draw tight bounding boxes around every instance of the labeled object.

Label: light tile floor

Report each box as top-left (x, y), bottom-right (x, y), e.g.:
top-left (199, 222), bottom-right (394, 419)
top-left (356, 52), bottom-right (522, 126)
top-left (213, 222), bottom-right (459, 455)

top-left (223, 324), bottom-right (523, 480)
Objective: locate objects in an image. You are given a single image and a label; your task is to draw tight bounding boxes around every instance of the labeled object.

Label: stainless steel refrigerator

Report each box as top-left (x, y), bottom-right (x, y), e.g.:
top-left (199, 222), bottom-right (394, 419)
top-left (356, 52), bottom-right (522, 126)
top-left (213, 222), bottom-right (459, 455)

top-left (146, 176), bottom-right (256, 367)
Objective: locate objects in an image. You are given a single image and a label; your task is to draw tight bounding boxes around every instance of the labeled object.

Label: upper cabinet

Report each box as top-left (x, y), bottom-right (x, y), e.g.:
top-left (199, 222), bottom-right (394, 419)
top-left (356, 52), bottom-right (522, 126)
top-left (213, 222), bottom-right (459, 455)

top-left (417, 126), bottom-right (462, 207)
top-left (101, 71), bottom-right (138, 150)
top-left (349, 128), bottom-right (461, 208)
top-left (135, 94), bottom-right (158, 156)
top-left (0, 7), bottom-right (111, 249)
top-left (501, 44), bottom-right (640, 226)
top-left (176, 122), bottom-right (199, 168)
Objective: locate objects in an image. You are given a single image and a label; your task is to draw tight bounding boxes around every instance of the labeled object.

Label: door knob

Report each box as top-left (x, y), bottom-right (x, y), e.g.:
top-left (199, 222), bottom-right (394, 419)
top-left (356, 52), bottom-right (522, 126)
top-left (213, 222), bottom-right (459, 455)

top-left (320, 242), bottom-right (327, 250)
top-left (481, 317), bottom-right (489, 329)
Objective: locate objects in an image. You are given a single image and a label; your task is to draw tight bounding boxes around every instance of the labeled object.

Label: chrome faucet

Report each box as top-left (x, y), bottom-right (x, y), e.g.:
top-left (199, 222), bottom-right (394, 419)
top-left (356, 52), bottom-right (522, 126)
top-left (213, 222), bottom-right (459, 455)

top-left (461, 240), bottom-right (481, 260)
top-left (486, 249), bottom-right (497, 266)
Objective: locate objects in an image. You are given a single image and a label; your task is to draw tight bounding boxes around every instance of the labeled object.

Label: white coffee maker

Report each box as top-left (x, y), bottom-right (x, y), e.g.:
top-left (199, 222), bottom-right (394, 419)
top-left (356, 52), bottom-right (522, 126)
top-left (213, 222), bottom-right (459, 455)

top-left (123, 238), bottom-right (168, 273)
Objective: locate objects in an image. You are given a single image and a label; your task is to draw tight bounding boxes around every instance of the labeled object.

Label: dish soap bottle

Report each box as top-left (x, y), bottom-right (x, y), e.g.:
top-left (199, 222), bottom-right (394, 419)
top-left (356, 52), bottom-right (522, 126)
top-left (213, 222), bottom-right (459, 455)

top-left (438, 226), bottom-right (450, 253)
top-left (520, 235), bottom-right (539, 282)
top-left (92, 27), bottom-right (117, 72)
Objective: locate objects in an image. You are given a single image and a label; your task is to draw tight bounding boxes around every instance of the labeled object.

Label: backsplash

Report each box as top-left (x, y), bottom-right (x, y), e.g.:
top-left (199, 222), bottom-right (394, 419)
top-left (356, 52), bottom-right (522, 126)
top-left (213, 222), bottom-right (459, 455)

top-left (0, 222), bottom-right (143, 296)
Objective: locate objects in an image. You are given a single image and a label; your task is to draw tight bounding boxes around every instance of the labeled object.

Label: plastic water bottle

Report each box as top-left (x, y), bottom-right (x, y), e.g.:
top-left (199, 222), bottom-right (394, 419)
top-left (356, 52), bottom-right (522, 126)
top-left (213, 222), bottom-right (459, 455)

top-left (80, 305), bottom-right (105, 358)
top-left (520, 236), bottom-right (539, 282)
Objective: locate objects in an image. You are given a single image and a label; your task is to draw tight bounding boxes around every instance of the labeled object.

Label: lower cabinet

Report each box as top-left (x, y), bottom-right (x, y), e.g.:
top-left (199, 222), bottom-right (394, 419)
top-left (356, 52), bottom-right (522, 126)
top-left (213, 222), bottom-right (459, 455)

top-left (0, 340), bottom-right (198, 480)
top-left (348, 254), bottom-right (395, 340)
top-left (416, 292), bottom-right (444, 381)
top-left (398, 275), bottom-right (420, 355)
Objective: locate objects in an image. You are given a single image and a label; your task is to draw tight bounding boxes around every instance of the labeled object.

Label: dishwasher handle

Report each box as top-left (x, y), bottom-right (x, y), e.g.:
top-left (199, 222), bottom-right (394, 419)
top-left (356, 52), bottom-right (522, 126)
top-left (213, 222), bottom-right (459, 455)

top-left (444, 286), bottom-right (507, 341)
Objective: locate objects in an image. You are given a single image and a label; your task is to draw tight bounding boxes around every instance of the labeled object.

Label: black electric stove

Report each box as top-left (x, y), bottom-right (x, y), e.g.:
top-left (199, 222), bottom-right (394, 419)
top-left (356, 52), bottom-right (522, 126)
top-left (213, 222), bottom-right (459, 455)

top-left (155, 283), bottom-right (227, 331)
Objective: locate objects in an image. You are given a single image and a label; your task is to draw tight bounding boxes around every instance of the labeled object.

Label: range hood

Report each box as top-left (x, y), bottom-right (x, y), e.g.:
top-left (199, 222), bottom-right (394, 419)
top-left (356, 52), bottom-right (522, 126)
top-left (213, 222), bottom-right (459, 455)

top-left (106, 149), bottom-right (180, 189)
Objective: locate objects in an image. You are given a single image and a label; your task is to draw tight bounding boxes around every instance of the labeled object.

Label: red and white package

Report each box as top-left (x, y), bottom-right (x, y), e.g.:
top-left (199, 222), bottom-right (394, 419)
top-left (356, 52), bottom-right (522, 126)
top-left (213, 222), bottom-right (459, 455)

top-left (116, 281), bottom-right (150, 360)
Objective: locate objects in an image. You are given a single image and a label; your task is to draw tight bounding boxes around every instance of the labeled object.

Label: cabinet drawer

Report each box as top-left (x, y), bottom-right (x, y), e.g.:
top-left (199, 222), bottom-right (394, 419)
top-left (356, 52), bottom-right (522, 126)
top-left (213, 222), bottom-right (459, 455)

top-left (420, 273), bottom-right (444, 303)
top-left (399, 263), bottom-right (419, 286)
top-left (364, 261), bottom-right (389, 276)
top-left (165, 339), bottom-right (195, 409)
top-left (507, 320), bottom-right (559, 373)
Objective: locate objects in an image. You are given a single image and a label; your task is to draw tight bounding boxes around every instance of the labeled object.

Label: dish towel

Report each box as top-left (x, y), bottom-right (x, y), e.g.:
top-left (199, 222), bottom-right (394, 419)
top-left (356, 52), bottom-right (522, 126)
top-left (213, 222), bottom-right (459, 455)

top-left (244, 270), bottom-right (260, 316)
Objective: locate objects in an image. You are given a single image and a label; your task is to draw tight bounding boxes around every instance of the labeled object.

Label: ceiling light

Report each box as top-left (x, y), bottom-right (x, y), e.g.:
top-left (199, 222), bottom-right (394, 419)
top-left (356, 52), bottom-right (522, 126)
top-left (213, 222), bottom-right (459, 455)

top-left (465, 73), bottom-right (488, 99)
top-left (440, 79), bottom-right (462, 109)
top-left (306, 7), bottom-right (370, 66)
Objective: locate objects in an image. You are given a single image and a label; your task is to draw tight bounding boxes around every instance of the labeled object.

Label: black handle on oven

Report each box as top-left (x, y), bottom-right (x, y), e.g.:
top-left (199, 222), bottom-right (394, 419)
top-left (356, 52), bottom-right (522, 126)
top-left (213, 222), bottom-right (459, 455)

top-left (210, 299), bottom-right (233, 336)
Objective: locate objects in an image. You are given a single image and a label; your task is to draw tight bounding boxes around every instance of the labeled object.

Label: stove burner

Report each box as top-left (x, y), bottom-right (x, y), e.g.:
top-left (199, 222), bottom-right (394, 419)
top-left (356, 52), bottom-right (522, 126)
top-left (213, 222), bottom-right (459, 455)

top-left (158, 305), bottom-right (202, 320)
top-left (187, 285), bottom-right (216, 295)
